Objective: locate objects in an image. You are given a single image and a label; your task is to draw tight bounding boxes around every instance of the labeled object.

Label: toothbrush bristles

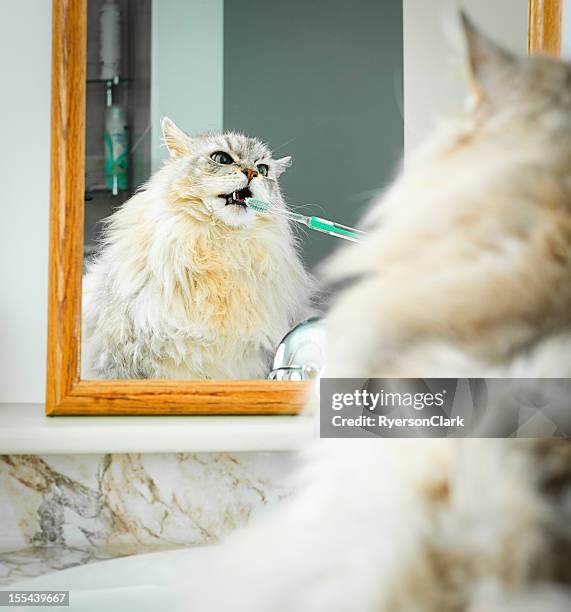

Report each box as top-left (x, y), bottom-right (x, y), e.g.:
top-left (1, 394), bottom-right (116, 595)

top-left (245, 197), bottom-right (270, 213)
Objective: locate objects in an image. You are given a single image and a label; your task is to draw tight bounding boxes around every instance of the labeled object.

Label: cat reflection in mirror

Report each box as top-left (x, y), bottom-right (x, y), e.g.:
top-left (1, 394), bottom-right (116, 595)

top-left (82, 122), bottom-right (312, 379)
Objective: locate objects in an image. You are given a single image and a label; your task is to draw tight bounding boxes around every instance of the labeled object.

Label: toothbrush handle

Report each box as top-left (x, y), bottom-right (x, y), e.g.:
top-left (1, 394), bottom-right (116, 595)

top-left (308, 216), bottom-right (365, 243)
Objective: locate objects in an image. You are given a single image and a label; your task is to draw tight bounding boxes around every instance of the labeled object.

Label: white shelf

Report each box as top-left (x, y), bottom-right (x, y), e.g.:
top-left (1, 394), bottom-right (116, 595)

top-left (0, 404), bottom-right (315, 455)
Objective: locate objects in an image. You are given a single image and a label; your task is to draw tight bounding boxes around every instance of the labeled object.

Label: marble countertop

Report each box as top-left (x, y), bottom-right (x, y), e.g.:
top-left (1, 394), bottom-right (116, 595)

top-left (0, 404), bottom-right (315, 454)
top-left (0, 450), bottom-right (298, 585)
top-left (0, 546), bottom-right (120, 586)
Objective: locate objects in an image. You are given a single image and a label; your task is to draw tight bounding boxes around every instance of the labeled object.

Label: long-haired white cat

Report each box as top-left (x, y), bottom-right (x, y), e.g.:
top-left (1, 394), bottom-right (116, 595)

top-left (175, 14), bottom-right (571, 612)
top-left (82, 121), bottom-right (312, 379)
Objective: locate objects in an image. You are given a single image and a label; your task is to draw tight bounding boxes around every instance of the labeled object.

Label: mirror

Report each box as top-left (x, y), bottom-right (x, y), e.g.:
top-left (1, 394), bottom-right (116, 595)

top-left (81, 0), bottom-right (404, 382)
top-left (48, 0), bottom-right (560, 412)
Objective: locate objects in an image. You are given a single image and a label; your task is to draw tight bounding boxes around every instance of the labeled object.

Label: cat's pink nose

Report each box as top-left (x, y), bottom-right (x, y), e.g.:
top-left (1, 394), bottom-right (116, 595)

top-left (242, 168), bottom-right (259, 182)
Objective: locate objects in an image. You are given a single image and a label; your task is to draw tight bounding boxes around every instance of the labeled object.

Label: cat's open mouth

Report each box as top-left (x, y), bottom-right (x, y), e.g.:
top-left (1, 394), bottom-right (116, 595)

top-left (220, 187), bottom-right (251, 207)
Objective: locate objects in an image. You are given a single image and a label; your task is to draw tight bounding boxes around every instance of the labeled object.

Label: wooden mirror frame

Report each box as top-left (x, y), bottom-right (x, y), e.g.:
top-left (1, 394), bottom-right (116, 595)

top-left (46, 0), bottom-right (563, 415)
top-left (46, 0), bottom-right (309, 415)
top-left (529, 0), bottom-right (562, 56)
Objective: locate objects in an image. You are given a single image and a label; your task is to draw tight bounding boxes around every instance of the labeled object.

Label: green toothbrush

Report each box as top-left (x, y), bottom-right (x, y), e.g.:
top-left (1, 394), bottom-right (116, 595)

top-left (245, 197), bottom-right (365, 243)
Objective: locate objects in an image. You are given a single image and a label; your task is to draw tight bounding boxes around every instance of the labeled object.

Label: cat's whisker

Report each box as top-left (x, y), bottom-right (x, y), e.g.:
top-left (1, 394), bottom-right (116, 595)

top-left (286, 202), bottom-right (328, 215)
top-left (349, 187), bottom-right (384, 201)
top-left (271, 135), bottom-right (299, 153)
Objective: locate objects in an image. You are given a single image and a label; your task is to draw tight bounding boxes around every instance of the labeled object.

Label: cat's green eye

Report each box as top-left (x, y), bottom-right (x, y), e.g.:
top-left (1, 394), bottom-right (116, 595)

top-left (257, 164), bottom-right (269, 177)
top-left (211, 151), bottom-right (234, 165)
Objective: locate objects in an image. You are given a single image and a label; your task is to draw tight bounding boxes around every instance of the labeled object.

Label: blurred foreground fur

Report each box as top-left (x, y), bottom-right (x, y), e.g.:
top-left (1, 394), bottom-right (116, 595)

top-left (183, 437), bottom-right (571, 612)
top-left (179, 14), bottom-right (571, 612)
top-left (325, 15), bottom-right (571, 378)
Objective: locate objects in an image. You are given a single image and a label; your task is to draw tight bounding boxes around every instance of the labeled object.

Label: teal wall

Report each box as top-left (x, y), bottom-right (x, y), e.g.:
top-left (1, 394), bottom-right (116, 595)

top-left (223, 0), bottom-right (403, 267)
top-left (151, 0), bottom-right (224, 171)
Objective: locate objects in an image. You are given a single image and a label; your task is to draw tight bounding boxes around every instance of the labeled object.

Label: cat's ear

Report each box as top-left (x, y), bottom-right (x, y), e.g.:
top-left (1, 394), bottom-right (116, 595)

top-left (273, 155), bottom-right (292, 177)
top-left (460, 11), bottom-right (517, 103)
top-left (161, 117), bottom-right (191, 158)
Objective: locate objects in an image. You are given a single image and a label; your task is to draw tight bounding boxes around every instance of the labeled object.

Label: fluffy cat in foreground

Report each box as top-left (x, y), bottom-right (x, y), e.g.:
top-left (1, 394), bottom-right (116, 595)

top-left (325, 15), bottom-right (571, 379)
top-left (82, 122), bottom-right (312, 379)
top-left (176, 14), bottom-right (571, 612)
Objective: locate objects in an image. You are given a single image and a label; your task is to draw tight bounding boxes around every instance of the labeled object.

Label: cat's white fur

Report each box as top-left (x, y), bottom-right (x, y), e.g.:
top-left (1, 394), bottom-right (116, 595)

top-left (179, 437), bottom-right (571, 612)
top-left (82, 123), bottom-right (312, 379)
top-left (175, 15), bottom-right (571, 612)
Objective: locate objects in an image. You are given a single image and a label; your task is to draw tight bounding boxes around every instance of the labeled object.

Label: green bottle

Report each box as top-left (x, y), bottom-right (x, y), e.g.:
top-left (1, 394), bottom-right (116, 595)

top-left (105, 104), bottom-right (128, 194)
